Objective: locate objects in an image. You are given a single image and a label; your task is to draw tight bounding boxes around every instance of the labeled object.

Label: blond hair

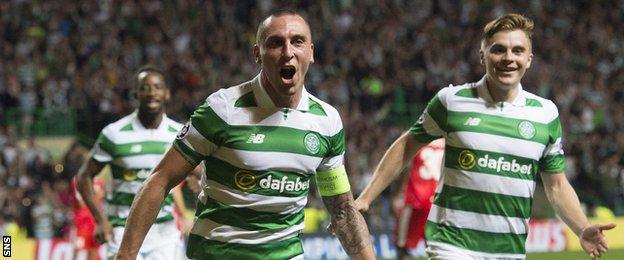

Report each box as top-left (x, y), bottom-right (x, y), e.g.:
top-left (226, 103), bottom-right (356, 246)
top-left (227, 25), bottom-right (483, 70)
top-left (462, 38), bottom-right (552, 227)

top-left (481, 13), bottom-right (534, 48)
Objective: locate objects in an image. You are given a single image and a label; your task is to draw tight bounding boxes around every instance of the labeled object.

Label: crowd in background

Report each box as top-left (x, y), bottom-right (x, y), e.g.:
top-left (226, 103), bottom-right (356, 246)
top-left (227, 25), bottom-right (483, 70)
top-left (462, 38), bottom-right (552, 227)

top-left (1, 0), bottom-right (623, 237)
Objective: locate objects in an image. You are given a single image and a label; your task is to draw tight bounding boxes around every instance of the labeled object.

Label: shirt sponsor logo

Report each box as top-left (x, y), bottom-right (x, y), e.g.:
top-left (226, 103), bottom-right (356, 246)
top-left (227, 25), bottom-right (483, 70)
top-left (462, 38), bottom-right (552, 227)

top-left (235, 171), bottom-right (257, 190)
top-left (122, 169), bottom-right (151, 181)
top-left (233, 171), bottom-right (310, 193)
top-left (304, 132), bottom-right (320, 154)
top-left (259, 175), bottom-right (309, 193)
top-left (518, 121), bottom-right (536, 139)
top-left (458, 150), bottom-right (477, 170)
top-left (458, 150), bottom-right (533, 175)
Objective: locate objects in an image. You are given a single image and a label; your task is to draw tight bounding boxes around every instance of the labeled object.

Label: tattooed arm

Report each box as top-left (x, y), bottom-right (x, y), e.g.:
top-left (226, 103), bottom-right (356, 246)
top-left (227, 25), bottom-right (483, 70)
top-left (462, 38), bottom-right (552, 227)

top-left (322, 192), bottom-right (375, 260)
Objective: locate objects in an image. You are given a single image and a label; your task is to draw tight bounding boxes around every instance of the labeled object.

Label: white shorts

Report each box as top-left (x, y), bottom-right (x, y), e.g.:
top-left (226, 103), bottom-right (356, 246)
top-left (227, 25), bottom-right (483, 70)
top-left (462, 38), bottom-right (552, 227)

top-left (426, 242), bottom-right (525, 260)
top-left (106, 221), bottom-right (184, 259)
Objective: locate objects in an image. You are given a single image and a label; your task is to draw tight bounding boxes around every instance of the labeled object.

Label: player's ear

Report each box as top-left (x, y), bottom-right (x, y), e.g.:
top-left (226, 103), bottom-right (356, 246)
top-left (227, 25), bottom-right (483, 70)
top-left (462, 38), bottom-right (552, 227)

top-left (165, 87), bottom-right (171, 102)
top-left (310, 43), bottom-right (314, 64)
top-left (253, 44), bottom-right (261, 64)
top-left (479, 49), bottom-right (485, 65)
top-left (479, 40), bottom-right (487, 65)
top-left (132, 88), bottom-right (138, 100)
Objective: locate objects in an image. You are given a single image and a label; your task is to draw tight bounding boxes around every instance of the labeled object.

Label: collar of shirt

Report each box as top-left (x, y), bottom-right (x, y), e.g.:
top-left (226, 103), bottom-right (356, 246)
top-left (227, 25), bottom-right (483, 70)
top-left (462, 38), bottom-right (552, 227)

top-left (253, 74), bottom-right (310, 112)
top-left (476, 76), bottom-right (527, 107)
top-left (131, 110), bottom-right (168, 131)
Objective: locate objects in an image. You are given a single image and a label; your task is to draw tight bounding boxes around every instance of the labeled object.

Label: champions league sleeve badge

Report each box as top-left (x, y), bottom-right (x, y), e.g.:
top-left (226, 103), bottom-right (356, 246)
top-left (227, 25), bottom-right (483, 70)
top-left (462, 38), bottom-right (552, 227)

top-left (177, 122), bottom-right (190, 140)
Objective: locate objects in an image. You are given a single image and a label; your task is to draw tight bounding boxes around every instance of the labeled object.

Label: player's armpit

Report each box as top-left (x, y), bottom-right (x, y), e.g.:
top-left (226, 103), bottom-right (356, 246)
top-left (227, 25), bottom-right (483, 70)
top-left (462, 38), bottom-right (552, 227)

top-left (151, 147), bottom-right (198, 191)
top-left (321, 192), bottom-right (374, 259)
top-left (78, 158), bottom-right (105, 178)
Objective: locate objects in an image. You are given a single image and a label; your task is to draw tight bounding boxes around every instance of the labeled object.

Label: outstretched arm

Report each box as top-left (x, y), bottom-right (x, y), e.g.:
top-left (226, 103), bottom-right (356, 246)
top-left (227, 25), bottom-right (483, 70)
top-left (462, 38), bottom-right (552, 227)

top-left (356, 132), bottom-right (425, 211)
top-left (116, 148), bottom-right (196, 259)
top-left (322, 192), bottom-right (375, 260)
top-left (541, 172), bottom-right (616, 258)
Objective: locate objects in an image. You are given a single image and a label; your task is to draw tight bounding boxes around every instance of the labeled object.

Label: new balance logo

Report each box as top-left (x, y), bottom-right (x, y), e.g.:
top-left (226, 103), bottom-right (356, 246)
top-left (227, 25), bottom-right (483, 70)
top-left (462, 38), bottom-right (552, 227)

top-left (130, 144), bottom-right (142, 153)
top-left (464, 117), bottom-right (481, 126)
top-left (247, 134), bottom-right (265, 144)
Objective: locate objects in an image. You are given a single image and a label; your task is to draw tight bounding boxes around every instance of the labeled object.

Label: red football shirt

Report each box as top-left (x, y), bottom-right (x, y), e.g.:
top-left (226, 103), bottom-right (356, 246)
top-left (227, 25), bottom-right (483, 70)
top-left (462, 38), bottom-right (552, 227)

top-left (404, 139), bottom-right (445, 209)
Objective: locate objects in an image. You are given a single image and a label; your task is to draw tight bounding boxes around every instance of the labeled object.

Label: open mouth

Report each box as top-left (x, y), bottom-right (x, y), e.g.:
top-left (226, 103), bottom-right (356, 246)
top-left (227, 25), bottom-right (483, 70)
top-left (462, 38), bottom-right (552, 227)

top-left (280, 66), bottom-right (296, 80)
top-left (497, 67), bottom-right (517, 72)
top-left (145, 99), bottom-right (161, 106)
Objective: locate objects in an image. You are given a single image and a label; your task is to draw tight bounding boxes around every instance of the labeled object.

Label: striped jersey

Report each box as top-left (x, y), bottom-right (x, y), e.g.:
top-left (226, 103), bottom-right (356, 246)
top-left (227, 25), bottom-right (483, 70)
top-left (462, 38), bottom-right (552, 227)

top-left (174, 75), bottom-right (345, 259)
top-left (410, 77), bottom-right (565, 259)
top-left (91, 111), bottom-right (183, 230)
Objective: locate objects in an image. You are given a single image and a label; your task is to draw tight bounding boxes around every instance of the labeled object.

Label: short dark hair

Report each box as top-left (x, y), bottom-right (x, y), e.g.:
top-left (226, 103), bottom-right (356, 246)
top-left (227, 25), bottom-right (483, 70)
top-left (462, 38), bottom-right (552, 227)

top-left (256, 9), bottom-right (310, 44)
top-left (481, 13), bottom-right (534, 49)
top-left (134, 65), bottom-right (166, 89)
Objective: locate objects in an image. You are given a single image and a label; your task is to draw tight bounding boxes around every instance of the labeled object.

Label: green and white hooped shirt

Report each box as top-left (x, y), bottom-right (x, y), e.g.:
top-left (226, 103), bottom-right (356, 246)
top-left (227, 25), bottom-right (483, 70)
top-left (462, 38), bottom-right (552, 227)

top-left (174, 75), bottom-right (346, 259)
top-left (92, 111), bottom-right (183, 228)
top-left (410, 77), bottom-right (565, 259)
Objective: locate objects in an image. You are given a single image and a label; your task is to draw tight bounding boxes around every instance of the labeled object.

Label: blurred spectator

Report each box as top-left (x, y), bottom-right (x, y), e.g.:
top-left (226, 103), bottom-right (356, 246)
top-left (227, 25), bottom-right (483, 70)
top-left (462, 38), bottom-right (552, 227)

top-left (31, 194), bottom-right (55, 239)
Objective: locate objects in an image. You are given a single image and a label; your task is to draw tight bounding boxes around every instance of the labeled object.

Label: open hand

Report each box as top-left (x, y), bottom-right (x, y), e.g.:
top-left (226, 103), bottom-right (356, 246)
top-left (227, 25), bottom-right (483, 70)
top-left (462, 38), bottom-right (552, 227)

top-left (580, 223), bottom-right (616, 259)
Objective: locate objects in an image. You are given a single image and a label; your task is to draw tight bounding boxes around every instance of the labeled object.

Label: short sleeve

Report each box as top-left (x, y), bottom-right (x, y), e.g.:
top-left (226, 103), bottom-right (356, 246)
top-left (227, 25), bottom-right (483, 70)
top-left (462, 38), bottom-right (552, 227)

top-left (539, 115), bottom-right (565, 173)
top-left (409, 89), bottom-right (448, 143)
top-left (173, 92), bottom-right (229, 166)
top-left (316, 113), bottom-right (345, 173)
top-left (91, 131), bottom-right (113, 163)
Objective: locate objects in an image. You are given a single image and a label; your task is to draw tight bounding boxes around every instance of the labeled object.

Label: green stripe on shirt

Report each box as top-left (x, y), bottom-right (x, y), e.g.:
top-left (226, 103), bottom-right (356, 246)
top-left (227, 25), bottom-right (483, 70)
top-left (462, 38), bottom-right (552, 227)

top-left (196, 196), bottom-right (304, 232)
top-left (189, 104), bottom-right (343, 158)
top-left (427, 95), bottom-right (448, 132)
top-left (203, 157), bottom-right (311, 197)
top-left (173, 140), bottom-right (205, 166)
top-left (109, 214), bottom-right (174, 227)
top-left (426, 220), bottom-right (527, 254)
top-left (435, 185), bottom-right (532, 219)
top-left (446, 111), bottom-right (549, 144)
top-left (108, 192), bottom-right (173, 206)
top-left (445, 145), bottom-right (538, 180)
top-left (187, 233), bottom-right (303, 260)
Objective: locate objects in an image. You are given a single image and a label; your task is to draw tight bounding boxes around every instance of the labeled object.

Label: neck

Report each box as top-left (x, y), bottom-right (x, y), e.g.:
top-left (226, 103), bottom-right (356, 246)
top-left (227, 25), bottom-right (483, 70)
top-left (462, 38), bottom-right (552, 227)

top-left (261, 74), bottom-right (301, 109)
top-left (137, 109), bottom-right (163, 129)
top-left (485, 77), bottom-right (519, 103)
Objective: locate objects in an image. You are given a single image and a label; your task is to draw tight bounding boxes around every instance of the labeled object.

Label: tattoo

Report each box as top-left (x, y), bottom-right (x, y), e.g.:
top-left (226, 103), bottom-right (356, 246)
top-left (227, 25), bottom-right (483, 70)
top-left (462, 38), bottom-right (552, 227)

top-left (322, 192), bottom-right (372, 255)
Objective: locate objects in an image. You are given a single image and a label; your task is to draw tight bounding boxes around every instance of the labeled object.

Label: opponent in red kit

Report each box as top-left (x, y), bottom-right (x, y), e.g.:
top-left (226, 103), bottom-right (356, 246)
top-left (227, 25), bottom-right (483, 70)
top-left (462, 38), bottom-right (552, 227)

top-left (71, 177), bottom-right (105, 260)
top-left (392, 138), bottom-right (444, 260)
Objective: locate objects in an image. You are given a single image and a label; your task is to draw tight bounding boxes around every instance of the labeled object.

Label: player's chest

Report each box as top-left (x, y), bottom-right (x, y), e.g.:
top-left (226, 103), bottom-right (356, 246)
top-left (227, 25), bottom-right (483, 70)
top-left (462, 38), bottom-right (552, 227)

top-left (445, 108), bottom-right (550, 145)
top-left (223, 109), bottom-right (332, 157)
top-left (215, 110), bottom-right (332, 171)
